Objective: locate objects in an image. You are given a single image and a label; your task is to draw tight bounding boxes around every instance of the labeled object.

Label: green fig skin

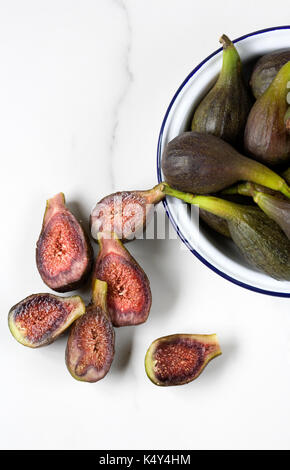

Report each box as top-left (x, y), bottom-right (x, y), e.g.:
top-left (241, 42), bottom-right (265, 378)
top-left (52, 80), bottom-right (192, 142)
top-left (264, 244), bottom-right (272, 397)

top-left (199, 209), bottom-right (231, 238)
top-left (191, 35), bottom-right (252, 146)
top-left (93, 233), bottom-right (152, 327)
top-left (36, 193), bottom-right (93, 293)
top-left (250, 50), bottom-right (290, 99)
top-left (65, 280), bottom-right (115, 383)
top-left (283, 167), bottom-right (290, 185)
top-left (90, 184), bottom-right (165, 243)
top-left (145, 334), bottom-right (221, 386)
top-left (244, 61), bottom-right (290, 166)
top-left (8, 293), bottom-right (85, 348)
top-left (161, 132), bottom-right (290, 198)
top-left (161, 183), bottom-right (290, 280)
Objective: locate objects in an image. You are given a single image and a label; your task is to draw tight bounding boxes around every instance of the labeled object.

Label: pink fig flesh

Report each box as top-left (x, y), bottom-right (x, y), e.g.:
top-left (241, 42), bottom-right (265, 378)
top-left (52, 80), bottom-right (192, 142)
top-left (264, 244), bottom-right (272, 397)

top-left (36, 193), bottom-right (93, 292)
top-left (93, 233), bottom-right (151, 327)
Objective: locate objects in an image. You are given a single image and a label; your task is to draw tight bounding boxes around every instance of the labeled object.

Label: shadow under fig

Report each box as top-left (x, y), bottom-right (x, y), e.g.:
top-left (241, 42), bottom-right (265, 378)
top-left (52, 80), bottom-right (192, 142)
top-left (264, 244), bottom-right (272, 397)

top-left (110, 327), bottom-right (135, 373)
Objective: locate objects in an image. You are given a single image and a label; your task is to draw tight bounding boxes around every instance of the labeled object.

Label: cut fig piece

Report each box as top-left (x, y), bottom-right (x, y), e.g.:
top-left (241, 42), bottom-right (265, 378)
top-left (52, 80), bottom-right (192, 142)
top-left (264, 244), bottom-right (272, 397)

top-left (65, 280), bottom-right (115, 383)
top-left (90, 184), bottom-right (164, 242)
top-left (93, 232), bottom-right (152, 327)
top-left (8, 293), bottom-right (85, 348)
top-left (36, 193), bottom-right (93, 292)
top-left (145, 334), bottom-right (221, 386)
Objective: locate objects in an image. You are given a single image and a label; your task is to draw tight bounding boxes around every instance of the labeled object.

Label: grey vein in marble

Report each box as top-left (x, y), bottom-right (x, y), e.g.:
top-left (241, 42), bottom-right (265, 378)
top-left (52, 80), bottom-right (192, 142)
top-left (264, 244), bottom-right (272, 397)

top-left (109, 0), bottom-right (133, 190)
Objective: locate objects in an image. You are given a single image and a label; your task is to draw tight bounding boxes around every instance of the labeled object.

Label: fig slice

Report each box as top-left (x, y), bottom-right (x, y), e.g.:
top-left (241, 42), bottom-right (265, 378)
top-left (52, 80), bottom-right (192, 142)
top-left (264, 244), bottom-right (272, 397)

top-left (8, 293), bottom-right (85, 348)
top-left (145, 334), bottom-right (221, 386)
top-left (36, 193), bottom-right (93, 292)
top-left (65, 279), bottom-right (115, 383)
top-left (93, 232), bottom-right (152, 327)
top-left (90, 184), bottom-right (164, 242)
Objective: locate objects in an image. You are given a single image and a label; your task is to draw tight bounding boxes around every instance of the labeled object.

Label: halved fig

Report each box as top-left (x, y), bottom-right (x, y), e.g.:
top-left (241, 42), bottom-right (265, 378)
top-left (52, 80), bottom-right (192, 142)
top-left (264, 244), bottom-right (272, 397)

top-left (90, 184), bottom-right (164, 242)
top-left (8, 293), bottom-right (85, 348)
top-left (93, 232), bottom-right (152, 327)
top-left (36, 193), bottom-right (93, 292)
top-left (65, 279), bottom-right (115, 382)
top-left (145, 334), bottom-right (221, 386)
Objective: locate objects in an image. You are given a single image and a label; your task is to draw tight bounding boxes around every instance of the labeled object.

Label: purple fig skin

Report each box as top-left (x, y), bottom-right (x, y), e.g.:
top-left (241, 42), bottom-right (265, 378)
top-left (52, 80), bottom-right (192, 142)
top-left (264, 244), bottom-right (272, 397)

top-left (90, 184), bottom-right (164, 243)
top-left (93, 233), bottom-right (152, 327)
top-left (253, 191), bottom-right (290, 240)
top-left (244, 62), bottom-right (290, 166)
top-left (250, 49), bottom-right (290, 99)
top-left (36, 193), bottom-right (93, 293)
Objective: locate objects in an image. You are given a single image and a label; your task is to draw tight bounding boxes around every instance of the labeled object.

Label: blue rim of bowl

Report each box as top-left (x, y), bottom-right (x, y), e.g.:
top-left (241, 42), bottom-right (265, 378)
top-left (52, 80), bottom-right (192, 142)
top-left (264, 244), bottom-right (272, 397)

top-left (157, 25), bottom-right (290, 298)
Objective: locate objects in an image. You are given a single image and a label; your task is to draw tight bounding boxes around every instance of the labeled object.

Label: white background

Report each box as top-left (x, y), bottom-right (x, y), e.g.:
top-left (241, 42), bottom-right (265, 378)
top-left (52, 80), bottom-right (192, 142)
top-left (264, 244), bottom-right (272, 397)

top-left (1, 0), bottom-right (290, 451)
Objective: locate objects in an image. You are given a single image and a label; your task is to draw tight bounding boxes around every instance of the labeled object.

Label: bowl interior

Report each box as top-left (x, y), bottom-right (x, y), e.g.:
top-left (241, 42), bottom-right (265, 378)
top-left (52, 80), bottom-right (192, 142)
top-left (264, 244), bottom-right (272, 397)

top-left (157, 27), bottom-right (290, 296)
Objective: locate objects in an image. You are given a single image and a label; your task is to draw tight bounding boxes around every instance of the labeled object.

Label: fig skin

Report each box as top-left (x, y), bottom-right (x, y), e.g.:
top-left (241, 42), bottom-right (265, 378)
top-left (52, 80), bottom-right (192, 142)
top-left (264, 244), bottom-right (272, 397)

top-left (250, 49), bottom-right (290, 99)
top-left (36, 193), bottom-right (93, 293)
top-left (90, 184), bottom-right (164, 242)
top-left (8, 293), bottom-right (85, 348)
top-left (161, 183), bottom-right (290, 280)
top-left (191, 35), bottom-right (252, 147)
top-left (244, 61), bottom-right (290, 166)
top-left (65, 280), bottom-right (115, 383)
top-left (199, 210), bottom-right (231, 238)
top-left (145, 334), bottom-right (221, 386)
top-left (283, 167), bottom-right (290, 185)
top-left (93, 232), bottom-right (152, 327)
top-left (65, 279), bottom-right (115, 383)
top-left (161, 132), bottom-right (290, 198)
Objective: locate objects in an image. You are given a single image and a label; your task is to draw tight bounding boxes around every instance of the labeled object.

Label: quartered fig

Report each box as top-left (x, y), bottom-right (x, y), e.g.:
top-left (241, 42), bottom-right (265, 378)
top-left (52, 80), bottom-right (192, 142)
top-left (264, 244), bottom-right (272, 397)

top-left (191, 35), bottom-right (251, 146)
top-left (145, 334), bottom-right (221, 386)
top-left (244, 61), bottom-right (290, 166)
top-left (36, 193), bottom-right (93, 292)
top-left (93, 232), bottom-right (151, 327)
top-left (8, 293), bottom-right (85, 348)
top-left (65, 280), bottom-right (115, 383)
top-left (250, 49), bottom-right (290, 99)
top-left (90, 184), bottom-right (164, 242)
top-left (162, 184), bottom-right (290, 280)
top-left (161, 132), bottom-right (290, 198)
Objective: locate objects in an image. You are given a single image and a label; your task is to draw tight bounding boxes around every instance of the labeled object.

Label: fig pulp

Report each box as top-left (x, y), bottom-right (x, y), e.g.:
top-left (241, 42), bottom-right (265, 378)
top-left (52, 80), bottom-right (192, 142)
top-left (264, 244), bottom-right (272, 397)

top-left (244, 61), bottom-right (290, 166)
top-left (36, 193), bottom-right (93, 292)
top-left (65, 280), bottom-right (115, 382)
top-left (8, 293), bottom-right (85, 348)
top-left (90, 184), bottom-right (164, 242)
top-left (250, 49), bottom-right (290, 99)
top-left (161, 132), bottom-right (290, 198)
top-left (93, 232), bottom-right (151, 327)
top-left (161, 183), bottom-right (290, 280)
top-left (145, 334), bottom-right (221, 386)
top-left (191, 35), bottom-right (251, 146)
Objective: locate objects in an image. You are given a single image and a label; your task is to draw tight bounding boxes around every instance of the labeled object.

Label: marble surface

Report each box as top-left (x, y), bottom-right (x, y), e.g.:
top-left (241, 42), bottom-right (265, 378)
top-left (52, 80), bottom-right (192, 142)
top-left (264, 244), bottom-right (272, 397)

top-left (1, 0), bottom-right (290, 450)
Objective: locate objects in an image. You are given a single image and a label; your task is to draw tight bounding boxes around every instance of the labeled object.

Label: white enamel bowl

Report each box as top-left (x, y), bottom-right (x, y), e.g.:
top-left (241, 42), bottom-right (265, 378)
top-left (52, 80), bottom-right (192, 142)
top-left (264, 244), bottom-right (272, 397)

top-left (157, 26), bottom-right (290, 297)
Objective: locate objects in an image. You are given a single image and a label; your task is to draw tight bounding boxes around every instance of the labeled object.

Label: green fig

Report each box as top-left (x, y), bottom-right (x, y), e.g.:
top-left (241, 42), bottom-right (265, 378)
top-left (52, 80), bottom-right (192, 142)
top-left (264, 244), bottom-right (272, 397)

top-left (36, 193), bottom-right (93, 292)
top-left (250, 50), bottom-right (290, 99)
top-left (191, 35), bottom-right (252, 146)
top-left (161, 183), bottom-right (290, 280)
top-left (199, 210), bottom-right (231, 238)
top-left (145, 334), bottom-right (221, 386)
top-left (90, 184), bottom-right (165, 242)
top-left (223, 182), bottom-right (290, 240)
top-left (244, 61), bottom-right (290, 166)
top-left (8, 293), bottom-right (85, 348)
top-left (283, 167), bottom-right (290, 185)
top-left (65, 279), bottom-right (115, 383)
top-left (93, 232), bottom-right (152, 327)
top-left (161, 132), bottom-right (290, 198)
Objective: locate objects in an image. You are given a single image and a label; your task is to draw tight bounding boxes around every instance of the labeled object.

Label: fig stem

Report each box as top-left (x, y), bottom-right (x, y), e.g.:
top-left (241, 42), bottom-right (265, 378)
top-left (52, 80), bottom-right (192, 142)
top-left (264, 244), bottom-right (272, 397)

top-left (92, 279), bottom-right (108, 312)
top-left (161, 183), bottom-right (245, 221)
top-left (219, 34), bottom-right (240, 79)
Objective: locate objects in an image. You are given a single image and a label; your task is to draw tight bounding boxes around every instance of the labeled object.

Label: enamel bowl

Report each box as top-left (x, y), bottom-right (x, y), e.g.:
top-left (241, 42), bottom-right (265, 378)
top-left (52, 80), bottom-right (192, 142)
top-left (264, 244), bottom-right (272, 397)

top-left (157, 26), bottom-right (290, 297)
